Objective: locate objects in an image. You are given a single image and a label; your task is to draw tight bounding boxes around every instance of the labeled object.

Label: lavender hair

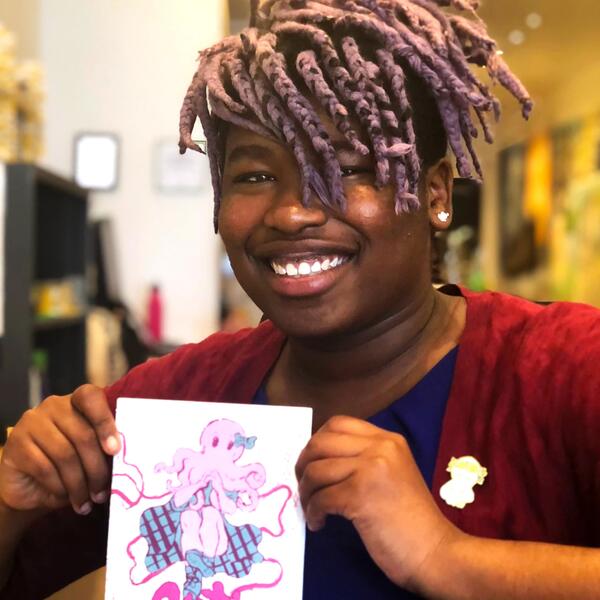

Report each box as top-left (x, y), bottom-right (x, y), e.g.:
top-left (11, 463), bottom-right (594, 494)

top-left (179, 0), bottom-right (532, 231)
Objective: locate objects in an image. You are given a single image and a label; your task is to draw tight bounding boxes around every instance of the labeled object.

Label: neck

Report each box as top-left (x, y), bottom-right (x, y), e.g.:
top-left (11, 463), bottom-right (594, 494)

top-left (282, 285), bottom-right (458, 385)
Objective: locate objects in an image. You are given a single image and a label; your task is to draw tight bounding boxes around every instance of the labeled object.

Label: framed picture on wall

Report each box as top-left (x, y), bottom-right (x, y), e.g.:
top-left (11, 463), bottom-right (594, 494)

top-left (499, 143), bottom-right (537, 276)
top-left (74, 133), bottom-right (119, 191)
top-left (154, 138), bottom-right (209, 194)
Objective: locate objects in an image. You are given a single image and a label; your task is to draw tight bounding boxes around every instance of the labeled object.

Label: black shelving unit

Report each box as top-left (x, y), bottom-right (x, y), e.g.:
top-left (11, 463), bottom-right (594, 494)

top-left (1, 165), bottom-right (88, 441)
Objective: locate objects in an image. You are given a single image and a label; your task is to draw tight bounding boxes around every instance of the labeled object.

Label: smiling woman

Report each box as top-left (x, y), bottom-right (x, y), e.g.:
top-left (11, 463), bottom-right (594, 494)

top-left (2, 1), bottom-right (600, 600)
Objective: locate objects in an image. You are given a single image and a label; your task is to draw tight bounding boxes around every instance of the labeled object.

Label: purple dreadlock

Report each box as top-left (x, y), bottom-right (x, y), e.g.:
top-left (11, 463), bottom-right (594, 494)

top-left (179, 0), bottom-right (532, 232)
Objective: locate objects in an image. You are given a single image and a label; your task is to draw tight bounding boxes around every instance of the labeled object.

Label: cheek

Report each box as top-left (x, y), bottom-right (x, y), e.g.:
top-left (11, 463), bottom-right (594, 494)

top-left (218, 197), bottom-right (263, 253)
top-left (346, 186), bottom-right (426, 244)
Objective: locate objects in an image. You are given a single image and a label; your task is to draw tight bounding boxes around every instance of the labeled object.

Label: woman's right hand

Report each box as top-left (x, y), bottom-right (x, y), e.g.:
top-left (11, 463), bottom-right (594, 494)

top-left (0, 385), bottom-right (120, 516)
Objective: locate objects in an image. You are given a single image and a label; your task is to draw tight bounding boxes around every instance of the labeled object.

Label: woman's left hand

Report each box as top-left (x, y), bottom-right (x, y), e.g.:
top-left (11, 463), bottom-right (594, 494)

top-left (296, 415), bottom-right (461, 591)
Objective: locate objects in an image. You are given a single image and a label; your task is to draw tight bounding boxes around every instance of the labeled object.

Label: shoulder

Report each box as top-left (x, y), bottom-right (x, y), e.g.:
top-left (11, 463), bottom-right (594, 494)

top-left (462, 287), bottom-right (600, 360)
top-left (459, 287), bottom-right (600, 406)
top-left (468, 288), bottom-right (600, 422)
top-left (158, 321), bottom-right (282, 375)
top-left (104, 322), bottom-right (284, 412)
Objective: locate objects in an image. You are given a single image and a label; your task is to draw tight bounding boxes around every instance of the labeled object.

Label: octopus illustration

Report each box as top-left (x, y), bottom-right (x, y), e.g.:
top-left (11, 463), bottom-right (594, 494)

top-left (154, 419), bottom-right (267, 560)
top-left (113, 419), bottom-right (288, 600)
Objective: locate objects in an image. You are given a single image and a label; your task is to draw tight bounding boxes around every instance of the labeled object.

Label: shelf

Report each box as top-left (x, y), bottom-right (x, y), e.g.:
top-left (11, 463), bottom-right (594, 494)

top-left (35, 167), bottom-right (87, 200)
top-left (34, 315), bottom-right (86, 332)
top-left (1, 164), bottom-right (89, 436)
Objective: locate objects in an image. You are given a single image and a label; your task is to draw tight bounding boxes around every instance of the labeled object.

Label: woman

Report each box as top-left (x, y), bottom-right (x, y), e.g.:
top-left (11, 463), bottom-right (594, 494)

top-left (1, 1), bottom-right (600, 598)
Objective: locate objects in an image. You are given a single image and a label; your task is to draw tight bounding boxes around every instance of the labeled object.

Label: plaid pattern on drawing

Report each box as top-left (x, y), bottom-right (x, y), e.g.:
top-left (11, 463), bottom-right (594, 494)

top-left (139, 497), bottom-right (264, 596)
top-left (183, 522), bottom-right (263, 597)
top-left (139, 499), bottom-right (185, 572)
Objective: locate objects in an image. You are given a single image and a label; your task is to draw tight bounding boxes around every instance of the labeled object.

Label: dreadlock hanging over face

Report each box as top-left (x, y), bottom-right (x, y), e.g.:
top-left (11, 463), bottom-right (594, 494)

top-left (179, 0), bottom-right (532, 232)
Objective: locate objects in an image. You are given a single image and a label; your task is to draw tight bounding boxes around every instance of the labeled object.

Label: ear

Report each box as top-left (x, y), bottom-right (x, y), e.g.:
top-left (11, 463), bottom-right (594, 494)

top-left (424, 158), bottom-right (454, 232)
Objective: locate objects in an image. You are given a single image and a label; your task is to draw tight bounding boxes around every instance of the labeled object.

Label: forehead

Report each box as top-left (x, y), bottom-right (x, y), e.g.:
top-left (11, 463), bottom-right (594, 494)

top-left (224, 103), bottom-right (356, 158)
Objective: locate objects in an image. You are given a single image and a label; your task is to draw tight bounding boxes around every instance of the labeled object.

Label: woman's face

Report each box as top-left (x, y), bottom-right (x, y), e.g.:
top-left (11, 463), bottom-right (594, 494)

top-left (218, 120), bottom-right (451, 338)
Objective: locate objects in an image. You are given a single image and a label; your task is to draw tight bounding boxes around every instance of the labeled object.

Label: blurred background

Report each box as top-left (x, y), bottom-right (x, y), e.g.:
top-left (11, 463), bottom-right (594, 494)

top-left (0, 0), bottom-right (598, 434)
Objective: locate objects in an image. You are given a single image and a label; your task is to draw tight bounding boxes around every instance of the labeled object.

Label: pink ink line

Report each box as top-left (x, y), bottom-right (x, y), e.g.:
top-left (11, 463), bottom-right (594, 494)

top-left (119, 431), bottom-right (145, 484)
top-left (230, 558), bottom-right (283, 597)
top-left (259, 485), bottom-right (292, 538)
top-left (126, 534), bottom-right (169, 586)
top-left (111, 481), bottom-right (171, 508)
top-left (111, 432), bottom-right (172, 508)
top-left (113, 471), bottom-right (139, 490)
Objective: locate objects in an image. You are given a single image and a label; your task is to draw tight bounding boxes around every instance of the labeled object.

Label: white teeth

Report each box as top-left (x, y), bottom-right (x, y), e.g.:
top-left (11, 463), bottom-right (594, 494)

top-left (298, 262), bottom-right (311, 275)
top-left (270, 255), bottom-right (349, 277)
top-left (270, 261), bottom-right (285, 275)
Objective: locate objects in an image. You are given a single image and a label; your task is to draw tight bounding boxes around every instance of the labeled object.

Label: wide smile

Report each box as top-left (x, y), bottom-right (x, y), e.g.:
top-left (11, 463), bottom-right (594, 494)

top-left (257, 252), bottom-right (355, 298)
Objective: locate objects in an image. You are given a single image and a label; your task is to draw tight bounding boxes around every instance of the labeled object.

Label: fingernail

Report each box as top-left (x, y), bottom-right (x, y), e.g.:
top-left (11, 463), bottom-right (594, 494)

top-left (91, 490), bottom-right (108, 504)
top-left (105, 435), bottom-right (120, 454)
top-left (76, 501), bottom-right (92, 515)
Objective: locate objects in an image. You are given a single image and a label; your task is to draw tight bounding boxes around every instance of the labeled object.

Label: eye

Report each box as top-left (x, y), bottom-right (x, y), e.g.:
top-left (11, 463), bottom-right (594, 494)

top-left (232, 172), bottom-right (276, 184)
top-left (340, 166), bottom-right (372, 177)
top-left (212, 436), bottom-right (219, 447)
top-left (227, 441), bottom-right (234, 450)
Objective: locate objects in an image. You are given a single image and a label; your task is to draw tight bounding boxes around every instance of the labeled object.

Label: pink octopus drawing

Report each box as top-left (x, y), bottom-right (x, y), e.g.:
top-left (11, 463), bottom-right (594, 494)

top-left (154, 419), bottom-right (267, 558)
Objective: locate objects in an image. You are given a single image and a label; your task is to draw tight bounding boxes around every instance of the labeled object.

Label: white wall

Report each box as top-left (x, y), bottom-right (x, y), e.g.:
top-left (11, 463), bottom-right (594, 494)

top-left (39, 0), bottom-right (227, 344)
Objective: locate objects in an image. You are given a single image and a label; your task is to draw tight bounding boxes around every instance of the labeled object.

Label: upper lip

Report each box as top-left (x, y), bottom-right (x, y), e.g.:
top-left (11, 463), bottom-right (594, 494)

top-left (252, 239), bottom-right (358, 261)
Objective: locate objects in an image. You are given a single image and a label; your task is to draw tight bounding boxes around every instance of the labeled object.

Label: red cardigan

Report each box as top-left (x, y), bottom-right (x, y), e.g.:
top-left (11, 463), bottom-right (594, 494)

top-left (4, 286), bottom-right (600, 598)
top-left (104, 285), bottom-right (600, 545)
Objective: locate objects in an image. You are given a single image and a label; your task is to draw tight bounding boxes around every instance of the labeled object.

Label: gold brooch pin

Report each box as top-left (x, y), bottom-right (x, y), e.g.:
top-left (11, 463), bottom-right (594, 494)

top-left (439, 456), bottom-right (487, 509)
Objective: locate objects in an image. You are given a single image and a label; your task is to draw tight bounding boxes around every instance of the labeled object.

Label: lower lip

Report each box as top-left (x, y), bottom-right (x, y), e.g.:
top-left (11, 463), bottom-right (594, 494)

top-left (261, 260), bottom-right (353, 298)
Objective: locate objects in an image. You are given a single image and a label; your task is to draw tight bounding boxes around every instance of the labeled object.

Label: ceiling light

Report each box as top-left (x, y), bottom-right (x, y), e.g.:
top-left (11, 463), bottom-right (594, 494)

top-left (496, 49), bottom-right (505, 56)
top-left (508, 29), bottom-right (525, 45)
top-left (526, 12), bottom-right (543, 29)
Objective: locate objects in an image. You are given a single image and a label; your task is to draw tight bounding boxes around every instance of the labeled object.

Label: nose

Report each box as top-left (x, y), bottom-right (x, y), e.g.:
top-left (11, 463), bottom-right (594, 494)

top-left (263, 188), bottom-right (328, 234)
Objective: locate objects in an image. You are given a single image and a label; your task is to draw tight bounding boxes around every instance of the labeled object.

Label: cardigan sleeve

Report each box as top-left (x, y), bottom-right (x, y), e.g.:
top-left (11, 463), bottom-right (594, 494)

top-left (566, 314), bottom-right (600, 545)
top-left (0, 503), bottom-right (110, 600)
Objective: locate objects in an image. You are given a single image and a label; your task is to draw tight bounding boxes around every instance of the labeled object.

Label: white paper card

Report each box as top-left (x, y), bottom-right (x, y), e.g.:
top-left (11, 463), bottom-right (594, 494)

top-left (105, 398), bottom-right (312, 600)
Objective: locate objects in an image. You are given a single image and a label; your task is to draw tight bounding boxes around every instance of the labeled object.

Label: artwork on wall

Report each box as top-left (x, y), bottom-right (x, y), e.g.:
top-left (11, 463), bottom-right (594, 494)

top-left (499, 143), bottom-right (536, 276)
top-left (74, 133), bottom-right (119, 191)
top-left (549, 115), bottom-right (600, 305)
top-left (155, 138), bottom-right (209, 194)
top-left (499, 113), bottom-right (600, 307)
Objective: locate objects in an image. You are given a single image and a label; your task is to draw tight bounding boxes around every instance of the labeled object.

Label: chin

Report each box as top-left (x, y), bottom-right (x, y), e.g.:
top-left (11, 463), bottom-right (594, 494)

top-left (262, 300), bottom-right (359, 340)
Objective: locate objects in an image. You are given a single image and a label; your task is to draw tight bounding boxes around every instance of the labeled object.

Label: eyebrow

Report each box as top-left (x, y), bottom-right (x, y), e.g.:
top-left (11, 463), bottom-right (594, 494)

top-left (226, 144), bottom-right (276, 164)
top-left (331, 139), bottom-right (357, 153)
top-left (226, 139), bottom-right (366, 166)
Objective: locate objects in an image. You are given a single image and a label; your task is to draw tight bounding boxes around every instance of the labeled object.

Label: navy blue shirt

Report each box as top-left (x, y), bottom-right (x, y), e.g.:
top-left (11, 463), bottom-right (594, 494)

top-left (253, 347), bottom-right (459, 599)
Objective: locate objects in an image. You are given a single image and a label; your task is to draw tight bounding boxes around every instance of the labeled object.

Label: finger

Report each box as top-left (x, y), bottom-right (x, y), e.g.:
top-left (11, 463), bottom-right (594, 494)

top-left (32, 421), bottom-right (92, 514)
top-left (2, 431), bottom-right (67, 501)
top-left (305, 478), bottom-right (355, 532)
top-left (319, 414), bottom-right (384, 437)
top-left (298, 457), bottom-right (356, 510)
top-left (71, 385), bottom-right (120, 455)
top-left (296, 432), bottom-right (371, 480)
top-left (51, 409), bottom-right (111, 504)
